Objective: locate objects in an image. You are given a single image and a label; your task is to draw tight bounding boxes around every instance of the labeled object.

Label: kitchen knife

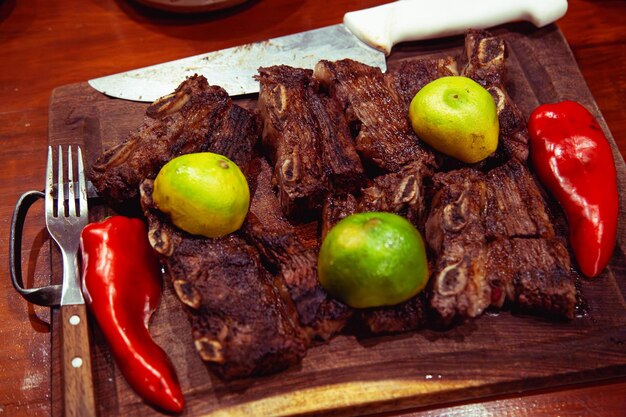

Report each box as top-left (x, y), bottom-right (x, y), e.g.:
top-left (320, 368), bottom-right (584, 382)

top-left (88, 0), bottom-right (567, 102)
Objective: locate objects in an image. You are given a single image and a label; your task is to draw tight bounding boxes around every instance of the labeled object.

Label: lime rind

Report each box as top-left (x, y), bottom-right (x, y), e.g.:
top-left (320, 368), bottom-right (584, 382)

top-left (318, 212), bottom-right (429, 308)
top-left (153, 152), bottom-right (250, 238)
top-left (409, 76), bottom-right (499, 164)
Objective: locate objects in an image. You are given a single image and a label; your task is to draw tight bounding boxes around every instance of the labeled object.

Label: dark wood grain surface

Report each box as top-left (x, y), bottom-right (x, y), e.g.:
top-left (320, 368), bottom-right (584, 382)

top-left (1, 1), bottom-right (626, 416)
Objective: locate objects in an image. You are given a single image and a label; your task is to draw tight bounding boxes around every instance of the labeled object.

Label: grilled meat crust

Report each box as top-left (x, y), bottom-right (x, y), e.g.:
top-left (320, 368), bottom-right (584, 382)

top-left (257, 66), bottom-right (329, 218)
top-left (245, 159), bottom-right (352, 340)
top-left (487, 238), bottom-right (575, 319)
top-left (204, 103), bottom-right (259, 171)
top-left (140, 179), bottom-right (308, 379)
top-left (257, 65), bottom-right (365, 218)
top-left (484, 160), bottom-right (555, 240)
top-left (359, 294), bottom-right (429, 334)
top-left (386, 56), bottom-right (459, 109)
top-left (314, 93), bottom-right (366, 192)
top-left (90, 75), bottom-right (258, 206)
top-left (320, 193), bottom-right (359, 240)
top-left (314, 59), bottom-right (435, 173)
top-left (321, 158), bottom-right (431, 240)
top-left (361, 159), bottom-right (431, 230)
top-left (426, 161), bottom-right (576, 323)
top-left (426, 169), bottom-right (491, 323)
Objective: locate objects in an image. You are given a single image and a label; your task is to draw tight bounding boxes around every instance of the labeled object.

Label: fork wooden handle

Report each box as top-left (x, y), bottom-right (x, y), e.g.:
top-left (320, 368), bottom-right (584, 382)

top-left (60, 303), bottom-right (97, 417)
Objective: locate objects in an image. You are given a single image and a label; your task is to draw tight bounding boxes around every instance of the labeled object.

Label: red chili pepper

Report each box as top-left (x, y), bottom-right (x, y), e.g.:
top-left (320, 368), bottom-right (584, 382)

top-left (80, 216), bottom-right (184, 412)
top-left (528, 100), bottom-right (618, 278)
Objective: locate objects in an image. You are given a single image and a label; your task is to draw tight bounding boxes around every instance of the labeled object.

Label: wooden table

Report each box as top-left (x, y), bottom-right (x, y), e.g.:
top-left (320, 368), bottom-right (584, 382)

top-left (0, 1), bottom-right (624, 416)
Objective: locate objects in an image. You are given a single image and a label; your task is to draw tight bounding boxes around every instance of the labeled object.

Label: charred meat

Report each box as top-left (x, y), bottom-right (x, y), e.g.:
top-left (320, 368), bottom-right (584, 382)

top-left (359, 294), bottom-right (429, 334)
top-left (321, 193), bottom-right (359, 239)
top-left (321, 158), bottom-right (432, 240)
top-left (425, 169), bottom-right (491, 324)
top-left (484, 160), bottom-right (555, 240)
top-left (459, 30), bottom-right (506, 87)
top-left (426, 161), bottom-right (576, 323)
top-left (386, 56), bottom-right (458, 109)
top-left (257, 66), bottom-right (365, 218)
top-left (360, 159), bottom-right (431, 230)
top-left (202, 103), bottom-right (259, 171)
top-left (140, 179), bottom-right (308, 379)
top-left (484, 162), bottom-right (574, 316)
top-left (486, 237), bottom-right (575, 319)
top-left (314, 93), bottom-right (366, 193)
top-left (245, 159), bottom-right (352, 341)
top-left (314, 59), bottom-right (435, 173)
top-left (90, 75), bottom-right (258, 205)
top-left (257, 66), bottom-right (329, 218)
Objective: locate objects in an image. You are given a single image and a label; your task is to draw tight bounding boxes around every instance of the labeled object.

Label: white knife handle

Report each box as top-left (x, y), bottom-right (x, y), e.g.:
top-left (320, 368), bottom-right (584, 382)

top-left (344, 0), bottom-right (568, 55)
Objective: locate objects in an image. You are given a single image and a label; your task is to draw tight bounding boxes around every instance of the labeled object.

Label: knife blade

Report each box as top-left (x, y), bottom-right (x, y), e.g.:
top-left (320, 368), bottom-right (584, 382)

top-left (88, 0), bottom-right (567, 102)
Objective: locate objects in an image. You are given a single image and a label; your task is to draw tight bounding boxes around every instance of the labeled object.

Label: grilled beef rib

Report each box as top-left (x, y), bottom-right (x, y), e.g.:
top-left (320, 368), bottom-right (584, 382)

top-left (91, 75), bottom-right (258, 206)
top-left (140, 180), bottom-right (308, 379)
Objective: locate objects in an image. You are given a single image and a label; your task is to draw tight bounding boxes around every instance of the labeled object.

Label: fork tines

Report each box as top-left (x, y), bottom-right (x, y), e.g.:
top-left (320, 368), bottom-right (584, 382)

top-left (45, 145), bottom-right (88, 220)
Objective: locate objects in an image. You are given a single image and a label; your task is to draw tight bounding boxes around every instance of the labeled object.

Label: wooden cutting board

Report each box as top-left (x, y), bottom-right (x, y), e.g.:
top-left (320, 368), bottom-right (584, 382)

top-left (48, 23), bottom-right (626, 417)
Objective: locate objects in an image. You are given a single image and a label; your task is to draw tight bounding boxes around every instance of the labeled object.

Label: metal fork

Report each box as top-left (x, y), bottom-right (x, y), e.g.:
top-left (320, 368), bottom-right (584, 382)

top-left (45, 145), bottom-right (96, 417)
